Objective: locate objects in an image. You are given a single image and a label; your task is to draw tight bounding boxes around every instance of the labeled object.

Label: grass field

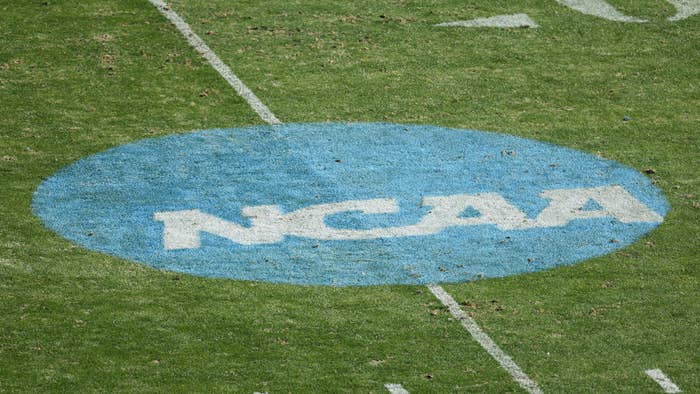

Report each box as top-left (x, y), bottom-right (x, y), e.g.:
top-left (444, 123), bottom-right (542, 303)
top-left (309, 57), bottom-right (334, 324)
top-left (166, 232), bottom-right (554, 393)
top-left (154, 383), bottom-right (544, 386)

top-left (1, 0), bottom-right (698, 392)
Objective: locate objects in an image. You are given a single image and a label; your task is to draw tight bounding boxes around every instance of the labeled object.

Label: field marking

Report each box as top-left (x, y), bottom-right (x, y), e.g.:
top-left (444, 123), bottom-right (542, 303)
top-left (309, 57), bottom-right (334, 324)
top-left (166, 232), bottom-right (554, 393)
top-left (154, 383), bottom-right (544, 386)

top-left (150, 2), bottom-right (543, 392)
top-left (667, 0), bottom-right (700, 21)
top-left (435, 14), bottom-right (539, 28)
top-left (557, 0), bottom-right (647, 22)
top-left (385, 383), bottom-right (410, 394)
top-left (438, 1), bottom-right (698, 27)
top-left (155, 186), bottom-right (661, 249)
top-left (428, 285), bottom-right (543, 394)
top-left (147, 0), bottom-right (281, 125)
top-left (646, 369), bottom-right (682, 393)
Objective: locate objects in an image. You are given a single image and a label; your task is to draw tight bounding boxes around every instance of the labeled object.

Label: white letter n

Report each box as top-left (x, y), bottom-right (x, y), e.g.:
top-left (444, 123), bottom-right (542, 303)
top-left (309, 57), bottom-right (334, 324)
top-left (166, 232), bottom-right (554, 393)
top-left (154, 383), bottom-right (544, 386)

top-left (153, 207), bottom-right (285, 250)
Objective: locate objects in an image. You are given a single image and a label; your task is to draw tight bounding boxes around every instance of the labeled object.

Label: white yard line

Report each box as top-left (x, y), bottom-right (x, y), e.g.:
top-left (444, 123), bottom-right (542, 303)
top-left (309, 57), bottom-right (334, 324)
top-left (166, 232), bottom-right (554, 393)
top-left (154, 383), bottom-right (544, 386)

top-left (646, 369), bottom-right (682, 393)
top-left (148, 2), bottom-right (542, 393)
top-left (147, 0), bottom-right (281, 125)
top-left (384, 383), bottom-right (410, 394)
top-left (428, 285), bottom-right (543, 394)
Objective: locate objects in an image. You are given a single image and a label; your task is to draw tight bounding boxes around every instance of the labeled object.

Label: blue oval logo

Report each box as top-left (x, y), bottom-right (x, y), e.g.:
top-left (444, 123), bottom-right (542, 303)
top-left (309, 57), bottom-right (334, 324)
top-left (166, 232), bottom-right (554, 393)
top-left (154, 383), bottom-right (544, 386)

top-left (33, 123), bottom-right (667, 286)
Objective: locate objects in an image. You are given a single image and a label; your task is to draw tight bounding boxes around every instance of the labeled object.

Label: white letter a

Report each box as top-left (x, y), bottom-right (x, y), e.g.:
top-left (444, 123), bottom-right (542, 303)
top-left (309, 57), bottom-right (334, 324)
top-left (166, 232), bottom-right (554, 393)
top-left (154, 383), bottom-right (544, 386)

top-left (531, 185), bottom-right (663, 227)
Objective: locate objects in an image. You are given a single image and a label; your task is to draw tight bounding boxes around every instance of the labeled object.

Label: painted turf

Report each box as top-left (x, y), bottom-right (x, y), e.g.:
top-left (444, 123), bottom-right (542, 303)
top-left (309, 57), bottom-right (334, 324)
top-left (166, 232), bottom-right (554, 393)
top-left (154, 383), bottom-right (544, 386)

top-left (435, 0), bottom-right (700, 27)
top-left (33, 123), bottom-right (667, 286)
top-left (645, 369), bottom-right (683, 393)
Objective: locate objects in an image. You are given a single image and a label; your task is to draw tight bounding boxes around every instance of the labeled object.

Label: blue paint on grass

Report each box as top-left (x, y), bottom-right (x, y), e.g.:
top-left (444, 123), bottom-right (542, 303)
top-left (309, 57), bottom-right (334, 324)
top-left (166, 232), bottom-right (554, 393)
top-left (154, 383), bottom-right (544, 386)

top-left (32, 123), bottom-right (668, 286)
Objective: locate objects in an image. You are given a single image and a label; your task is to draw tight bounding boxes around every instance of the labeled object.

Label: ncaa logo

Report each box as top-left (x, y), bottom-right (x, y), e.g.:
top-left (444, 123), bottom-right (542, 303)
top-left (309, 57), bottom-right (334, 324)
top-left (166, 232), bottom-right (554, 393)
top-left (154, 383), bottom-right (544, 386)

top-left (33, 123), bottom-right (667, 286)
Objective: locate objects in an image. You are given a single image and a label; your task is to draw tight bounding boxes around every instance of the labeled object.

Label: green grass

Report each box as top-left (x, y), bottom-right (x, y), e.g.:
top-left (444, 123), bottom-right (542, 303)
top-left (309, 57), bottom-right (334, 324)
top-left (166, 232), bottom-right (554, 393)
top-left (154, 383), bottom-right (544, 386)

top-left (1, 0), bottom-right (698, 392)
